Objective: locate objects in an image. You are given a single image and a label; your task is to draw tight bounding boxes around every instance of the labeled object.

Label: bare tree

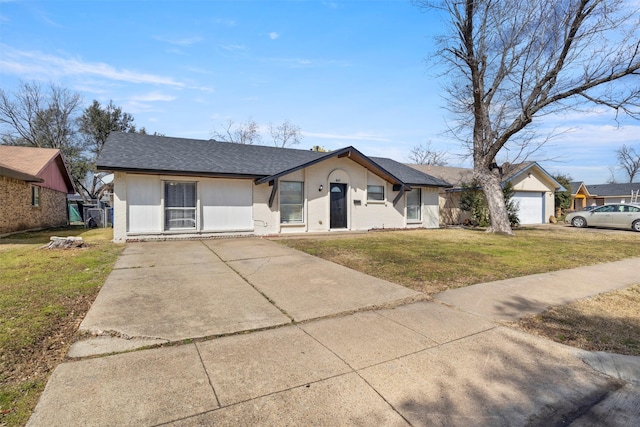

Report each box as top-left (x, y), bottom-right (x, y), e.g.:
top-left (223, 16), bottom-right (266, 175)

top-left (212, 118), bottom-right (262, 145)
top-left (77, 100), bottom-right (139, 201)
top-left (269, 119), bottom-right (303, 148)
top-left (418, 0), bottom-right (640, 234)
top-left (0, 81), bottom-right (82, 148)
top-left (606, 166), bottom-right (618, 184)
top-left (615, 144), bottom-right (640, 183)
top-left (0, 81), bottom-right (87, 184)
top-left (409, 141), bottom-right (448, 165)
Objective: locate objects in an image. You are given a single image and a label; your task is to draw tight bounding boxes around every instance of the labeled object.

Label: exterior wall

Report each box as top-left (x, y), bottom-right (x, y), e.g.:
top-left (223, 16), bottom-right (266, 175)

top-left (439, 191), bottom-right (471, 225)
top-left (510, 170), bottom-right (556, 223)
top-left (113, 172), bottom-right (259, 242)
top-left (0, 176), bottom-right (68, 234)
top-left (438, 170), bottom-right (557, 225)
top-left (258, 157), bottom-right (440, 234)
top-left (112, 159), bottom-right (443, 241)
top-left (421, 189), bottom-right (440, 228)
top-left (38, 159), bottom-right (72, 193)
top-left (113, 172), bottom-right (127, 241)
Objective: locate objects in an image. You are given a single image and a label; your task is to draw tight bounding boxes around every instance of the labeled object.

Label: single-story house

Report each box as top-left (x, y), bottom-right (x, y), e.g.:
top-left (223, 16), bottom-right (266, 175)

top-left (96, 133), bottom-right (452, 242)
top-left (570, 182), bottom-right (640, 210)
top-left (408, 162), bottom-right (563, 225)
top-left (0, 146), bottom-right (75, 234)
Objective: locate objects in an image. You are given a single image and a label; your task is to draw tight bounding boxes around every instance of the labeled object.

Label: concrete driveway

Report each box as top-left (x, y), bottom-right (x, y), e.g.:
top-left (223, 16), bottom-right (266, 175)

top-left (28, 238), bottom-right (640, 426)
top-left (71, 238), bottom-right (420, 357)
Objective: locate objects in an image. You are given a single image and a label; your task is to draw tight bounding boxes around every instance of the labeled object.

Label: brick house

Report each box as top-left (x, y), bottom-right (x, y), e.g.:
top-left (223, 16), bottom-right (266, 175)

top-left (0, 146), bottom-right (75, 234)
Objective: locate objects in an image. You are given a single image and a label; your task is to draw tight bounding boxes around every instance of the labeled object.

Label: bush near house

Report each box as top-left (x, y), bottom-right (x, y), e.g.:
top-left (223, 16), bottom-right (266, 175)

top-left (459, 181), bottom-right (520, 227)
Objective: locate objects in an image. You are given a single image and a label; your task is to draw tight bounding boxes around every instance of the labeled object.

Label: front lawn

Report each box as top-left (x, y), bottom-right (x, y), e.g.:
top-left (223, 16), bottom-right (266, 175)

top-left (516, 285), bottom-right (640, 356)
top-left (277, 227), bottom-right (640, 356)
top-left (0, 227), bottom-right (122, 427)
top-left (276, 227), bottom-right (640, 295)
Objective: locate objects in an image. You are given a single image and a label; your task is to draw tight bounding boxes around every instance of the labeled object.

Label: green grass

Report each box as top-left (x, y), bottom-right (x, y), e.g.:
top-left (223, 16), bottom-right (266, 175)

top-left (0, 227), bottom-right (123, 427)
top-left (277, 227), bottom-right (640, 294)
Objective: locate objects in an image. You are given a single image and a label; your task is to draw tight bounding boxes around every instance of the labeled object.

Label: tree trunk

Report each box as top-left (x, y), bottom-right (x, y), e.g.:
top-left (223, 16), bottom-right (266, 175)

top-left (474, 168), bottom-right (514, 235)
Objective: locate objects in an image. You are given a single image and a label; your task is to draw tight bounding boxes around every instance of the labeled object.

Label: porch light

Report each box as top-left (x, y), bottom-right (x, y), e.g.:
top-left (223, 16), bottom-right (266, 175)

top-left (319, 184), bottom-right (323, 192)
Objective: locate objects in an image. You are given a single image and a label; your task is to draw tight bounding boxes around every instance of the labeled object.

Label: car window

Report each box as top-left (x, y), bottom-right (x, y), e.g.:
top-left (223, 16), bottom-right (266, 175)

top-left (627, 206), bottom-right (640, 213)
top-left (594, 205), bottom-right (615, 213)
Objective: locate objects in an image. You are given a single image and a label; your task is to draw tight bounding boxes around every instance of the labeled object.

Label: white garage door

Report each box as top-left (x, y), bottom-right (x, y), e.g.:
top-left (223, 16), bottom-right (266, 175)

top-left (513, 192), bottom-right (544, 224)
top-left (200, 179), bottom-right (253, 231)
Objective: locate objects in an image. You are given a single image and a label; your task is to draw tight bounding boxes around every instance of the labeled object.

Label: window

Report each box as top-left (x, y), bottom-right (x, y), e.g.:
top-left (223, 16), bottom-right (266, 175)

top-left (367, 185), bottom-right (384, 201)
top-left (406, 189), bottom-right (421, 221)
top-left (594, 205), bottom-right (615, 213)
top-left (31, 185), bottom-right (40, 207)
top-left (164, 181), bottom-right (196, 230)
top-left (280, 181), bottom-right (303, 223)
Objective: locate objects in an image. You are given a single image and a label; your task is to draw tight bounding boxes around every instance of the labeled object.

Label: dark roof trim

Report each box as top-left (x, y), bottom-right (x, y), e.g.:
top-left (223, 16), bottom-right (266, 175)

top-left (255, 146), bottom-right (405, 186)
top-left (0, 165), bottom-right (44, 183)
top-left (268, 178), bottom-right (279, 208)
top-left (392, 184), bottom-right (407, 205)
top-left (53, 153), bottom-right (76, 193)
top-left (108, 167), bottom-right (262, 180)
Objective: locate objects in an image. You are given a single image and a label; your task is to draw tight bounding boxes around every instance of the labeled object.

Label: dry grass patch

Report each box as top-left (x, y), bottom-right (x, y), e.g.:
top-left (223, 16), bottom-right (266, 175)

top-left (277, 227), bottom-right (640, 295)
top-left (515, 285), bottom-right (640, 356)
top-left (0, 227), bottom-right (122, 427)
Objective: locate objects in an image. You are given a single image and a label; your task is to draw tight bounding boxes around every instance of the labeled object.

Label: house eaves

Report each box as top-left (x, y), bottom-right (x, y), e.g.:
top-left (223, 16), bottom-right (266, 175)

top-left (506, 162), bottom-right (565, 191)
top-left (0, 164), bottom-right (44, 182)
top-left (255, 146), bottom-right (405, 186)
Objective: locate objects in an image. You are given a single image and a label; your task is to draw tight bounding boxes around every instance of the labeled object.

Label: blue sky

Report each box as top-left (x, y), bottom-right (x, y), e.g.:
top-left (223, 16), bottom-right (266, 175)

top-left (1, 0), bottom-right (638, 184)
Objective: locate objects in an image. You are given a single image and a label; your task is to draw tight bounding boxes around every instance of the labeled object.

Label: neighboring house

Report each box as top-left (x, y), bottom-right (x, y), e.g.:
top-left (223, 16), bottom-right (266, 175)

top-left (409, 162), bottom-right (563, 225)
top-left (96, 133), bottom-right (452, 242)
top-left (0, 146), bottom-right (75, 234)
top-left (570, 182), bottom-right (640, 210)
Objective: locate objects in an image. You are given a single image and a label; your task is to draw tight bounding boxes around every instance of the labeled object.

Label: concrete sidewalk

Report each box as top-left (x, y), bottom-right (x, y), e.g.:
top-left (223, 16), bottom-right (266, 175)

top-left (27, 239), bottom-right (640, 426)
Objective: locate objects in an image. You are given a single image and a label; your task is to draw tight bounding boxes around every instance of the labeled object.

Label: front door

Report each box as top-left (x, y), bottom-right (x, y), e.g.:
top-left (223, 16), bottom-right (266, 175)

top-left (330, 183), bottom-right (347, 229)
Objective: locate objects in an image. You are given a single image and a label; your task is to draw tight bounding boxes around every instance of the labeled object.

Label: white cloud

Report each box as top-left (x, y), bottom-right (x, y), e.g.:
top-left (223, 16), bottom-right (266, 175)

top-left (129, 92), bottom-right (176, 102)
top-left (0, 45), bottom-right (186, 87)
top-left (269, 32), bottom-right (279, 40)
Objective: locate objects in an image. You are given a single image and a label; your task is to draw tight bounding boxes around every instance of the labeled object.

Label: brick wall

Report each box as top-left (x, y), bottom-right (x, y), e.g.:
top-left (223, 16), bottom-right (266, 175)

top-left (0, 176), bottom-right (69, 234)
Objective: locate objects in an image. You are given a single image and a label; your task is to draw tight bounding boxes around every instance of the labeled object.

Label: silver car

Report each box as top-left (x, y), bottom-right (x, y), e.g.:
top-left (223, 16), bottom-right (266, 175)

top-left (566, 204), bottom-right (640, 232)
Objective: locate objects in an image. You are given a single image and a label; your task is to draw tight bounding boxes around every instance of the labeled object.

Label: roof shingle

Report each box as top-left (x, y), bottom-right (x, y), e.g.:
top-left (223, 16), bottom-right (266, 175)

top-left (97, 132), bottom-right (450, 187)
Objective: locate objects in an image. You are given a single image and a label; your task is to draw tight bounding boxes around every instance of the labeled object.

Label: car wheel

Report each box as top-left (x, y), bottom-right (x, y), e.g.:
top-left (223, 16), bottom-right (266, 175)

top-left (633, 220), bottom-right (640, 232)
top-left (571, 216), bottom-right (587, 228)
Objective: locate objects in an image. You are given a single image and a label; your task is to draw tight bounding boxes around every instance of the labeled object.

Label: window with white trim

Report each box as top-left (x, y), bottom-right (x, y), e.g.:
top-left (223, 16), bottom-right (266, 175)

top-left (164, 181), bottom-right (197, 230)
top-left (407, 188), bottom-right (421, 221)
top-left (280, 181), bottom-right (304, 223)
top-left (367, 185), bottom-right (384, 201)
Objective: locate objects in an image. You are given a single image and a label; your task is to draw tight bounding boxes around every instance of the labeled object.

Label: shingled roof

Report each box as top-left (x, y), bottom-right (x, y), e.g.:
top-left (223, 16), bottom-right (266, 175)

top-left (0, 146), bottom-right (74, 192)
top-left (570, 182), bottom-right (640, 197)
top-left (97, 132), bottom-right (451, 188)
top-left (407, 161), bottom-right (563, 191)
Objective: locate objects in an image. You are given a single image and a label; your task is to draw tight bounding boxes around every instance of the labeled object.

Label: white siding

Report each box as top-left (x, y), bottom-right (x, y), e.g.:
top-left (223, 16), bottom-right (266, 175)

top-left (421, 189), bottom-right (440, 228)
top-left (114, 159), bottom-right (446, 240)
top-left (201, 179), bottom-right (253, 231)
top-left (127, 175), bottom-right (161, 232)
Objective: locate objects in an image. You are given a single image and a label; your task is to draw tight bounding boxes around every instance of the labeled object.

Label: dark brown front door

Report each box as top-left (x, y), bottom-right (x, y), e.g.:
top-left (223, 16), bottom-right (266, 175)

top-left (330, 183), bottom-right (347, 229)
